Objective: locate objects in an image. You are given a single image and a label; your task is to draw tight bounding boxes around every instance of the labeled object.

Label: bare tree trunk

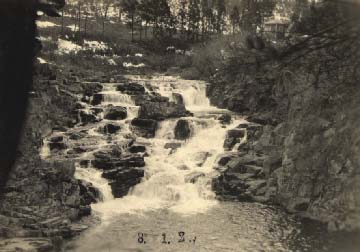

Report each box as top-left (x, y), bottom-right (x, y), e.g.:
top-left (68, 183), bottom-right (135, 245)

top-left (77, 2), bottom-right (81, 37)
top-left (84, 14), bottom-right (88, 38)
top-left (139, 18), bottom-right (143, 41)
top-left (131, 13), bottom-right (134, 41)
top-left (118, 7), bottom-right (122, 23)
top-left (145, 22), bottom-right (148, 39)
top-left (61, 9), bottom-right (64, 37)
top-left (102, 19), bottom-right (105, 38)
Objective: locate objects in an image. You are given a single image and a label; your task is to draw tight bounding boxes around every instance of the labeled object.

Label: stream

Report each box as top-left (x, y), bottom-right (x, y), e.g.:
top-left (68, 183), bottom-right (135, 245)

top-left (50, 75), bottom-right (359, 252)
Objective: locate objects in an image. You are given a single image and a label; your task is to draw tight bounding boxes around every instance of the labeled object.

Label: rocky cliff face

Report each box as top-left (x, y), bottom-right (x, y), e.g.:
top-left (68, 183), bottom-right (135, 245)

top-left (0, 62), bottom-right (97, 248)
top-left (209, 35), bottom-right (360, 231)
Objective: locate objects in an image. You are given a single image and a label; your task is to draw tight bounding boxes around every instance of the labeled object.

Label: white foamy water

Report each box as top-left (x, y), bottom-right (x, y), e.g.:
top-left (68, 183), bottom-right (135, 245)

top-left (90, 76), bottom-right (244, 221)
top-left (75, 166), bottom-right (114, 202)
top-left (62, 76), bottom-right (350, 252)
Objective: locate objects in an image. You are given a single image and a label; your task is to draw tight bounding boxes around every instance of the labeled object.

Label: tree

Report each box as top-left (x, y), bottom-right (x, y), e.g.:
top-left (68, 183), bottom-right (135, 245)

top-left (138, 0), bottom-right (153, 39)
top-left (94, 0), bottom-right (113, 38)
top-left (120, 0), bottom-right (140, 41)
top-left (215, 0), bottom-right (226, 34)
top-left (188, 0), bottom-right (201, 40)
top-left (178, 0), bottom-right (188, 35)
top-left (200, 0), bottom-right (213, 38)
top-left (230, 5), bottom-right (240, 34)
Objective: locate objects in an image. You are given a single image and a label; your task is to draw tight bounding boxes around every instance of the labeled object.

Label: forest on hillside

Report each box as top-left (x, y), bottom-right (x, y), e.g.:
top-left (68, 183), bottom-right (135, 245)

top-left (57, 0), bottom-right (343, 42)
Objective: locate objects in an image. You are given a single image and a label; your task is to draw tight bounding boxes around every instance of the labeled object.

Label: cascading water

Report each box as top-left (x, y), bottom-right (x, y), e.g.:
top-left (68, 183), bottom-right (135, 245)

top-left (62, 75), bottom-right (343, 252)
top-left (87, 76), bottom-right (245, 220)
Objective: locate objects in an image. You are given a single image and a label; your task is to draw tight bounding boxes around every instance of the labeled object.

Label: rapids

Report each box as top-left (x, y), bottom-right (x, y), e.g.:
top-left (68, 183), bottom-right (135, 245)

top-left (59, 75), bottom-right (359, 252)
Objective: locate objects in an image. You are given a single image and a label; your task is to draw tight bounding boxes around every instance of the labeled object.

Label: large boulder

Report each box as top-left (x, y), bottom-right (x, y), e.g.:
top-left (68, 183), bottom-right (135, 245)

top-left (104, 106), bottom-right (127, 120)
top-left (130, 118), bottom-right (158, 138)
top-left (103, 167), bottom-right (144, 198)
top-left (78, 180), bottom-right (101, 205)
top-left (81, 82), bottom-right (103, 97)
top-left (138, 101), bottom-right (190, 120)
top-left (129, 145), bottom-right (146, 153)
top-left (49, 136), bottom-right (67, 151)
top-left (91, 93), bottom-right (103, 105)
top-left (174, 119), bottom-right (192, 140)
top-left (102, 123), bottom-right (121, 134)
top-left (223, 129), bottom-right (246, 150)
top-left (92, 148), bottom-right (145, 170)
top-left (78, 110), bottom-right (98, 125)
top-left (218, 114), bottom-right (232, 125)
top-left (172, 93), bottom-right (184, 105)
top-left (116, 82), bottom-right (145, 95)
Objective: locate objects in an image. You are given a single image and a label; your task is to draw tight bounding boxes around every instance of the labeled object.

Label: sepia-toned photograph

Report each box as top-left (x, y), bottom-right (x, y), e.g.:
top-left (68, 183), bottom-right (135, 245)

top-left (0, 0), bottom-right (359, 251)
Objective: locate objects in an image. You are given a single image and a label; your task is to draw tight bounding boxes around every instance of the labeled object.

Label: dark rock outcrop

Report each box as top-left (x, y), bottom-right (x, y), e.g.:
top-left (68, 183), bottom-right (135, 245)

top-left (174, 119), bottom-right (192, 140)
top-left (104, 106), bottom-right (127, 120)
top-left (138, 101), bottom-right (190, 120)
top-left (116, 82), bottom-right (145, 95)
top-left (172, 93), bottom-right (184, 105)
top-left (218, 114), bottom-right (232, 125)
top-left (92, 148), bottom-right (145, 170)
top-left (130, 118), bottom-right (158, 138)
top-left (91, 93), bottom-right (103, 105)
top-left (208, 29), bottom-right (360, 231)
top-left (129, 145), bottom-right (146, 153)
top-left (103, 167), bottom-right (144, 198)
top-left (102, 123), bottom-right (121, 134)
top-left (78, 110), bottom-right (98, 125)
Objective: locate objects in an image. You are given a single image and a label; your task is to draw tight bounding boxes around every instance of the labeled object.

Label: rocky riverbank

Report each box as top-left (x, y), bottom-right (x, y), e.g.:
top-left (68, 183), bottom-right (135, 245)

top-left (208, 34), bottom-right (360, 231)
top-left (0, 51), bottom-right (200, 250)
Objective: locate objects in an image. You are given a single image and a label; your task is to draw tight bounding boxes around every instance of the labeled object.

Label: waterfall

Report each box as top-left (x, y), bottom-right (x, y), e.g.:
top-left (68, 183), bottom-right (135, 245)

top-left (89, 76), bottom-right (243, 220)
top-left (75, 165), bottom-right (114, 201)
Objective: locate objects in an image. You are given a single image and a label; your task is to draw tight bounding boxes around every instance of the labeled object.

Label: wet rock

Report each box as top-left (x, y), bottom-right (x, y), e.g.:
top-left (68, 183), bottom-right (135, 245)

top-left (49, 142), bottom-right (67, 151)
top-left (246, 124), bottom-right (263, 141)
top-left (90, 107), bottom-right (104, 115)
top-left (66, 224), bottom-right (89, 237)
top-left (116, 82), bottom-right (145, 95)
top-left (78, 180), bottom-right (100, 205)
top-left (49, 135), bottom-right (63, 143)
top-left (78, 206), bottom-right (91, 218)
top-left (79, 160), bottom-right (90, 168)
top-left (104, 106), bottom-right (127, 120)
top-left (67, 147), bottom-right (87, 155)
top-left (172, 93), bottom-right (184, 105)
top-left (91, 93), bottom-right (103, 105)
top-left (79, 110), bottom-right (98, 125)
top-left (130, 118), bottom-right (158, 138)
top-left (227, 129), bottom-right (246, 138)
top-left (174, 119), bottom-right (192, 140)
top-left (129, 145), bottom-right (146, 153)
top-left (68, 132), bottom-right (85, 140)
top-left (164, 142), bottom-right (182, 152)
top-left (138, 101), bottom-right (190, 120)
top-left (103, 124), bottom-right (121, 134)
top-left (218, 114), bottom-right (232, 124)
top-left (104, 167), bottom-right (144, 198)
top-left (223, 137), bottom-right (238, 151)
top-left (218, 156), bottom-right (232, 166)
top-left (185, 172), bottom-right (205, 184)
top-left (237, 123), bottom-right (249, 129)
top-left (82, 82), bottom-right (103, 96)
top-left (177, 165), bottom-right (190, 170)
top-left (92, 151), bottom-right (145, 170)
top-left (245, 179), bottom-right (267, 195)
